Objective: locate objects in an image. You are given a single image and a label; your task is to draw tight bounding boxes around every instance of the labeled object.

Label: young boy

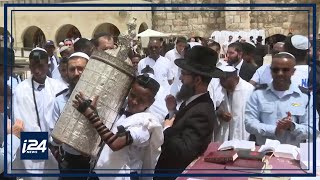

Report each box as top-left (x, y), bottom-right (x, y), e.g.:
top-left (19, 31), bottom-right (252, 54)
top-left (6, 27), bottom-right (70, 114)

top-left (72, 74), bottom-right (163, 179)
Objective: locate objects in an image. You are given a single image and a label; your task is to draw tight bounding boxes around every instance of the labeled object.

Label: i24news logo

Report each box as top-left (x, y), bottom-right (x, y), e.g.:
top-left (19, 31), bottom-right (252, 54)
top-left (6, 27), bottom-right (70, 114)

top-left (20, 132), bottom-right (48, 160)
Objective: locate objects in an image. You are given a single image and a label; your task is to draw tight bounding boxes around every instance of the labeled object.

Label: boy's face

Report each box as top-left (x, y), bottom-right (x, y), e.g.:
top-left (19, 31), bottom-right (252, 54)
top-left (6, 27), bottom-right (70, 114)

top-left (127, 82), bottom-right (154, 114)
top-left (29, 59), bottom-right (49, 84)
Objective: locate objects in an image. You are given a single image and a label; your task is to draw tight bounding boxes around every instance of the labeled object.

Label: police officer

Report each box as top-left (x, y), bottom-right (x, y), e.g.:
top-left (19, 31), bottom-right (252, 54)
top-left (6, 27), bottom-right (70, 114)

top-left (245, 52), bottom-right (315, 147)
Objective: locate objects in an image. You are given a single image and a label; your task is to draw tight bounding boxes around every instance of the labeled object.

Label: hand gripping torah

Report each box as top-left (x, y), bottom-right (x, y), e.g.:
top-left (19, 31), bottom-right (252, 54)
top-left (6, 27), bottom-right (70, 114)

top-left (81, 103), bottom-right (133, 147)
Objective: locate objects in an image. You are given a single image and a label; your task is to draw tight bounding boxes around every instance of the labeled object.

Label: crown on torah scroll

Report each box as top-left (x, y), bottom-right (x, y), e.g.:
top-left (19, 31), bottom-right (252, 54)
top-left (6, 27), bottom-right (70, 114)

top-left (116, 18), bottom-right (137, 61)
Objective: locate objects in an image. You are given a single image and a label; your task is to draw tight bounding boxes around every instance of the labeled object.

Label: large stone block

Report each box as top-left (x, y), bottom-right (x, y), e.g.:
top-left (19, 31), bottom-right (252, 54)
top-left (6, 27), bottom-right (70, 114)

top-left (165, 20), bottom-right (173, 26)
top-left (241, 15), bottom-right (249, 23)
top-left (173, 19), bottom-right (185, 26)
top-left (226, 15), bottom-right (234, 23)
top-left (234, 15), bottom-right (241, 23)
top-left (167, 12), bottom-right (176, 20)
top-left (282, 22), bottom-right (291, 29)
top-left (217, 17), bottom-right (224, 24)
top-left (175, 13), bottom-right (183, 19)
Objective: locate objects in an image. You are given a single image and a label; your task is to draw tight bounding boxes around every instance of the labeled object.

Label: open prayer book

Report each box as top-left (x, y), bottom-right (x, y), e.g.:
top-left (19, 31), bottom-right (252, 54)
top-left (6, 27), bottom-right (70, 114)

top-left (258, 139), bottom-right (299, 160)
top-left (218, 139), bottom-right (256, 151)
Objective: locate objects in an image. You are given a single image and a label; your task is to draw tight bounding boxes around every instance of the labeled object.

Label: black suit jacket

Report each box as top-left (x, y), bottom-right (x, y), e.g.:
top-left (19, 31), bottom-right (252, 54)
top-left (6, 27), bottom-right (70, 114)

top-left (155, 92), bottom-right (216, 177)
top-left (239, 61), bottom-right (258, 82)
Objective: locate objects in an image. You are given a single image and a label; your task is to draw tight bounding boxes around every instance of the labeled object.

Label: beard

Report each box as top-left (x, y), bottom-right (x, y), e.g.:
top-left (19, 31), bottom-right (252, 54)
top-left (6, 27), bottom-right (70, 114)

top-left (176, 84), bottom-right (195, 102)
top-left (68, 76), bottom-right (80, 91)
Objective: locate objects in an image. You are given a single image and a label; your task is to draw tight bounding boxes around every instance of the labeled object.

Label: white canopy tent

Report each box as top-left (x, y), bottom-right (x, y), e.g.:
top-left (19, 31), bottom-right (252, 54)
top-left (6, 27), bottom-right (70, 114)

top-left (136, 29), bottom-right (168, 38)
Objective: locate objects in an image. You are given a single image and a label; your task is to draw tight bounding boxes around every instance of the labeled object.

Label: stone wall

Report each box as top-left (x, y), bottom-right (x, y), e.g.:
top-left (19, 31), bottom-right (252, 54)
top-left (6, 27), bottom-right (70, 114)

top-left (151, 0), bottom-right (320, 38)
top-left (152, 0), bottom-right (226, 37)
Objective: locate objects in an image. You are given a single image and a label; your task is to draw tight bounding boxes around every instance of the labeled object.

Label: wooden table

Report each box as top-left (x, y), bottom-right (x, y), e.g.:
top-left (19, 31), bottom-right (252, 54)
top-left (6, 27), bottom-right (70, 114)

top-left (176, 143), bottom-right (307, 180)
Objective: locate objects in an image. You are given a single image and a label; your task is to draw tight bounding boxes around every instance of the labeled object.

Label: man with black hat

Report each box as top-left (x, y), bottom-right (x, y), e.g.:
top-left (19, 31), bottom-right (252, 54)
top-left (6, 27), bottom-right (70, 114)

top-left (154, 46), bottom-right (223, 178)
top-left (12, 47), bottom-right (67, 179)
top-left (255, 36), bottom-right (268, 66)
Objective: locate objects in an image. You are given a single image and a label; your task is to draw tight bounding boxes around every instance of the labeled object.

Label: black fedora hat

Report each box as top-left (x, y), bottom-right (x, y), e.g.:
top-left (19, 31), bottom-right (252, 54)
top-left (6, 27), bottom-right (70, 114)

top-left (0, 47), bottom-right (23, 68)
top-left (174, 46), bottom-right (224, 78)
top-left (256, 36), bottom-right (263, 42)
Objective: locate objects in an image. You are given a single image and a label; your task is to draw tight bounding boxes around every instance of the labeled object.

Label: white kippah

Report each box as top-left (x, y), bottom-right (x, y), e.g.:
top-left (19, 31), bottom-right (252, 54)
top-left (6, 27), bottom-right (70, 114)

top-left (218, 64), bottom-right (237, 73)
top-left (69, 52), bottom-right (89, 60)
top-left (59, 46), bottom-right (69, 53)
top-left (276, 52), bottom-right (296, 59)
top-left (291, 35), bottom-right (310, 50)
top-left (31, 47), bottom-right (47, 53)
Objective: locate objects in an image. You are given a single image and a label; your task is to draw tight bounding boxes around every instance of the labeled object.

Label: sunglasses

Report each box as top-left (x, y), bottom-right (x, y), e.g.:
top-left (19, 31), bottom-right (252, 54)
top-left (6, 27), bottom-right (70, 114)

top-left (270, 67), bottom-right (291, 73)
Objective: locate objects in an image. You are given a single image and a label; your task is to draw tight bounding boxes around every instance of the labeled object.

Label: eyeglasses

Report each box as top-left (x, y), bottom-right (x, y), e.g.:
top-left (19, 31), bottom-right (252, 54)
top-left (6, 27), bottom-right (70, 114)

top-left (270, 67), bottom-right (291, 73)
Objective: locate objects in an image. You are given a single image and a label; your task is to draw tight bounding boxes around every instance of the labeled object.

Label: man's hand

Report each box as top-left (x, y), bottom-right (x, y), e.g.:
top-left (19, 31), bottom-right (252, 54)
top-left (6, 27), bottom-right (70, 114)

top-left (164, 115), bottom-right (175, 129)
top-left (165, 95), bottom-right (177, 111)
top-left (72, 91), bottom-right (99, 117)
top-left (7, 119), bottom-right (24, 138)
top-left (217, 110), bottom-right (232, 122)
top-left (276, 112), bottom-right (293, 136)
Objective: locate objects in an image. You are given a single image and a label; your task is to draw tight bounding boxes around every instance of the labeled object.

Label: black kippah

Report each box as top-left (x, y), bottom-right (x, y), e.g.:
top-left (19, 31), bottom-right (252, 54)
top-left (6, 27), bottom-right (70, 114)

top-left (135, 74), bottom-right (160, 95)
top-left (29, 50), bottom-right (48, 61)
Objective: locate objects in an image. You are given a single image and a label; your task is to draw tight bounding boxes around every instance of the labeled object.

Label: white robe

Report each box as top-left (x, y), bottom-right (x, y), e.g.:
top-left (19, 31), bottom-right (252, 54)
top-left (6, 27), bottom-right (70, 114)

top-left (11, 77), bottom-right (67, 179)
top-left (95, 111), bottom-right (164, 180)
top-left (213, 78), bottom-right (254, 142)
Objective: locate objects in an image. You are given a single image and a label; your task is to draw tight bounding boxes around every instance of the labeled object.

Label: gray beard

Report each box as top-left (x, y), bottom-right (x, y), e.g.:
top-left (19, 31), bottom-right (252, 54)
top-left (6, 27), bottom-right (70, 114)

top-left (176, 84), bottom-right (195, 102)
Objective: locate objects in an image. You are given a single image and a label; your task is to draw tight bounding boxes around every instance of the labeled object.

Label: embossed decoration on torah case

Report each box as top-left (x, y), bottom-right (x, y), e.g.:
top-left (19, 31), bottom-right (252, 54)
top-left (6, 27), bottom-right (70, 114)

top-left (52, 19), bottom-right (137, 157)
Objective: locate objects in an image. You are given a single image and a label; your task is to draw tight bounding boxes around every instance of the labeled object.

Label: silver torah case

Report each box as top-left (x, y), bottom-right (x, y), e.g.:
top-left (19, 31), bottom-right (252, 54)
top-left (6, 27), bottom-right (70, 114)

top-left (51, 19), bottom-right (137, 157)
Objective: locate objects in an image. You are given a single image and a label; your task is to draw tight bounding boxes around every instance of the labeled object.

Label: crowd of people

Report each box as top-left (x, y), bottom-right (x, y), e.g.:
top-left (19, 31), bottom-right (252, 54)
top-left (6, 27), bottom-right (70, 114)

top-left (0, 30), bottom-right (319, 180)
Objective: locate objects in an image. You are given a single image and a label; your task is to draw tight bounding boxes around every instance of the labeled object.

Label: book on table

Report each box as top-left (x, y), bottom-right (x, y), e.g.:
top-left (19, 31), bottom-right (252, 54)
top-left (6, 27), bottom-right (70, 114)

top-left (218, 139), bottom-right (256, 151)
top-left (224, 159), bottom-right (268, 173)
top-left (204, 150), bottom-right (238, 164)
top-left (237, 149), bottom-right (267, 162)
top-left (258, 139), bottom-right (299, 160)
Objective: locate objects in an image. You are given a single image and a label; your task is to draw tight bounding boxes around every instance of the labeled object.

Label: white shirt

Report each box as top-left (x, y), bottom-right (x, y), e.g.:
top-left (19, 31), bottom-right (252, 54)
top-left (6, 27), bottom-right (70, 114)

top-left (213, 78), bottom-right (254, 142)
top-left (48, 55), bottom-right (59, 75)
top-left (222, 40), bottom-right (232, 54)
top-left (95, 111), bottom-right (163, 180)
top-left (138, 56), bottom-right (174, 90)
top-left (11, 77), bottom-right (67, 178)
top-left (165, 47), bottom-right (183, 79)
top-left (291, 65), bottom-right (310, 88)
top-left (208, 78), bottom-right (224, 109)
top-left (234, 59), bottom-right (244, 76)
top-left (165, 48), bottom-right (184, 98)
top-left (51, 65), bottom-right (62, 81)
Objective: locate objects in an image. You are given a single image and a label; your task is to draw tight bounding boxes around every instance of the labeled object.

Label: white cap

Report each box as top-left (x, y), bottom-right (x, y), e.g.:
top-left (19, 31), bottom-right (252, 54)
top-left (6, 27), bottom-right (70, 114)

top-left (276, 52), bottom-right (296, 59)
top-left (31, 47), bottom-right (47, 53)
top-left (217, 64), bottom-right (238, 77)
top-left (59, 46), bottom-right (69, 53)
top-left (291, 35), bottom-right (311, 50)
top-left (69, 52), bottom-right (89, 60)
top-left (188, 42), bottom-right (202, 48)
top-left (58, 42), bottom-right (64, 46)
top-left (218, 64), bottom-right (237, 73)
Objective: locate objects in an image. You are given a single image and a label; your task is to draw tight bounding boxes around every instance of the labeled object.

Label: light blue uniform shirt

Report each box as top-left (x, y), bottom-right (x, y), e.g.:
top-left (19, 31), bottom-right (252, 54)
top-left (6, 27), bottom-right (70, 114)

top-left (245, 83), bottom-right (315, 147)
top-left (51, 88), bottom-right (82, 155)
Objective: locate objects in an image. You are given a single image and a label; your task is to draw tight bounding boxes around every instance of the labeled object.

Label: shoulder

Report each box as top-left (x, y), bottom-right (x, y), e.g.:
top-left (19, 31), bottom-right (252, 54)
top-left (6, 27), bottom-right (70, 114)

top-left (47, 78), bottom-right (68, 93)
top-left (254, 83), bottom-right (268, 91)
top-left (15, 78), bottom-right (30, 90)
top-left (55, 88), bottom-right (69, 97)
top-left (298, 86), bottom-right (310, 95)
